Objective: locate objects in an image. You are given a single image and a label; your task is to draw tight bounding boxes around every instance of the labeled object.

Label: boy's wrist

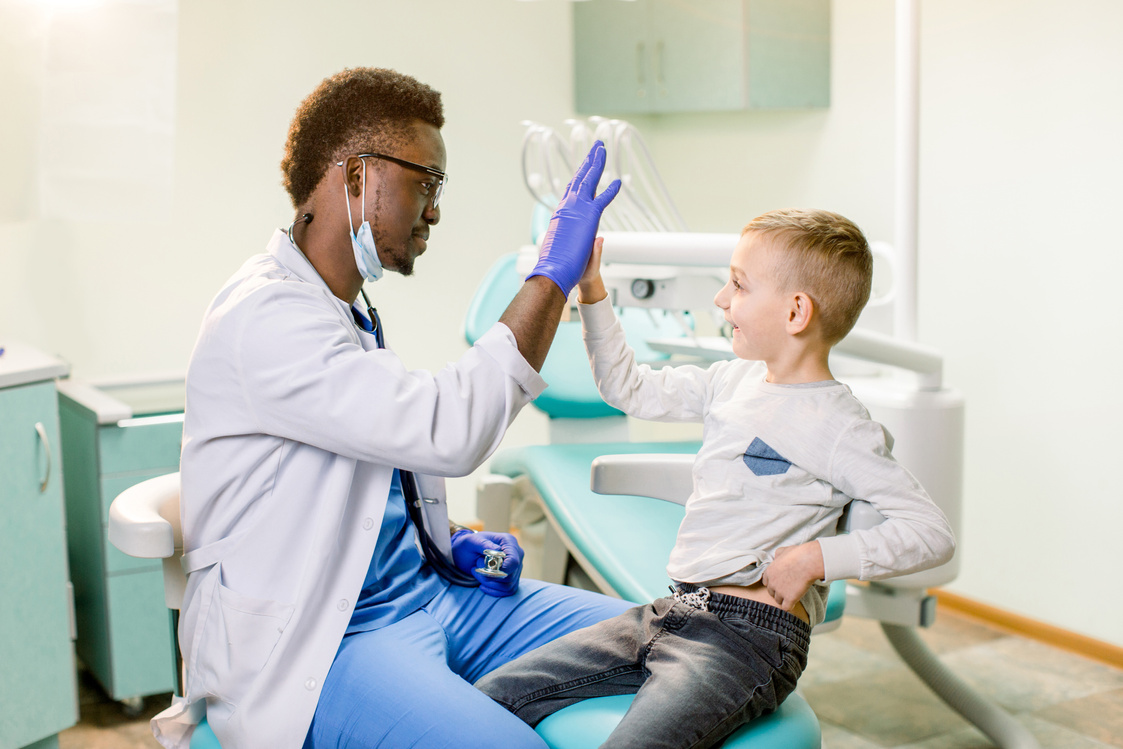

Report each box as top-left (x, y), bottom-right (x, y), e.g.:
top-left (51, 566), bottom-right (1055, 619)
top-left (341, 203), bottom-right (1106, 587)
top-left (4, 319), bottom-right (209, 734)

top-left (576, 278), bottom-right (608, 305)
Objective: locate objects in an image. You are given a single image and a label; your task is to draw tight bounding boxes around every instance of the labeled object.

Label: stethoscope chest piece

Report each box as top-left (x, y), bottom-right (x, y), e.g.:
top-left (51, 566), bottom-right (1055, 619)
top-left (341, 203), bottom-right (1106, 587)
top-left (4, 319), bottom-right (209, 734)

top-left (475, 549), bottom-right (508, 579)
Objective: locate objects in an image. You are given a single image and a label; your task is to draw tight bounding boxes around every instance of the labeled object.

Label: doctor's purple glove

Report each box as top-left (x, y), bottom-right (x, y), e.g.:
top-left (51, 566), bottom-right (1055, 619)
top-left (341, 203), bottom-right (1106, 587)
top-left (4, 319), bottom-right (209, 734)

top-left (528, 141), bottom-right (622, 298)
top-left (450, 530), bottom-right (524, 597)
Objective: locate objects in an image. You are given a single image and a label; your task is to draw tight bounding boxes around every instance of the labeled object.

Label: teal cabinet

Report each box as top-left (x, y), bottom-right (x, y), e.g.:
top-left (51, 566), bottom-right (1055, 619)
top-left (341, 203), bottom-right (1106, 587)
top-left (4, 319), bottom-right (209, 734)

top-left (0, 343), bottom-right (77, 749)
top-left (56, 378), bottom-right (183, 703)
top-left (574, 0), bottom-right (830, 114)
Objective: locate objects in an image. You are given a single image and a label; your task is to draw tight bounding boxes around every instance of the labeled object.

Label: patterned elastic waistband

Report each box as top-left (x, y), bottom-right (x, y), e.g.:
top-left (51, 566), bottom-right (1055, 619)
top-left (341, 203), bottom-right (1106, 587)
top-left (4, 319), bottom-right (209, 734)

top-left (673, 583), bottom-right (811, 650)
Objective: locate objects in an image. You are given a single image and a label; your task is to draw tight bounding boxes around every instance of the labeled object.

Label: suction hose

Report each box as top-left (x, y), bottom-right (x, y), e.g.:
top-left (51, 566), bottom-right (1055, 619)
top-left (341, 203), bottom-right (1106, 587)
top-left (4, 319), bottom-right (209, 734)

top-left (880, 623), bottom-right (1040, 748)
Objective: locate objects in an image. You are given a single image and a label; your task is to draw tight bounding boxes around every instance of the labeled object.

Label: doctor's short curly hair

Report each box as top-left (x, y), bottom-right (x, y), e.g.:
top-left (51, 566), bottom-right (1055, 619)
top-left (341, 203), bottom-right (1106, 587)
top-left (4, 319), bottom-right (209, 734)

top-left (281, 68), bottom-right (444, 208)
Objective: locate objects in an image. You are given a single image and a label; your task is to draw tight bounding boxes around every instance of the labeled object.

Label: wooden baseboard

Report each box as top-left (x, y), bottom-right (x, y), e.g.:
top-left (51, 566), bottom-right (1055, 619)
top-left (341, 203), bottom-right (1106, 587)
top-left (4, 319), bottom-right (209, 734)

top-left (933, 588), bottom-right (1123, 669)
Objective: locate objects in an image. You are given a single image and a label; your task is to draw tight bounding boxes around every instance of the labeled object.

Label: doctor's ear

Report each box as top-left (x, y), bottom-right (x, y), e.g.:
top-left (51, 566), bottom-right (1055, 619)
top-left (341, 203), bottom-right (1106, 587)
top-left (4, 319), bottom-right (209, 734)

top-left (786, 292), bottom-right (815, 335)
top-left (342, 156), bottom-right (367, 198)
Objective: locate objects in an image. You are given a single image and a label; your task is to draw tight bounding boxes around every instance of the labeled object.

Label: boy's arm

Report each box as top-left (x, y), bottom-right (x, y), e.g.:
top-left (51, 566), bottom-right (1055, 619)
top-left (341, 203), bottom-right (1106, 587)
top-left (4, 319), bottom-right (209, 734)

top-left (576, 237), bottom-right (609, 305)
top-left (816, 418), bottom-right (956, 583)
top-left (577, 242), bottom-right (717, 422)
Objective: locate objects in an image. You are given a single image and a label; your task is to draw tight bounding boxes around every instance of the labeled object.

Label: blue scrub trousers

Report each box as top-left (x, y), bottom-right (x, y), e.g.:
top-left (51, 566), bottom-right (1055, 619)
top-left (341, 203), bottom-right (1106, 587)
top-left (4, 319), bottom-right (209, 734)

top-left (303, 578), bottom-right (632, 749)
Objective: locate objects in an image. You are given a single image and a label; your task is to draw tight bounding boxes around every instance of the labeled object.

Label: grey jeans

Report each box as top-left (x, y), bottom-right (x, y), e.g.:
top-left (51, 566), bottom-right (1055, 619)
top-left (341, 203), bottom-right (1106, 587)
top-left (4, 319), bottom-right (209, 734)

top-left (475, 584), bottom-right (811, 749)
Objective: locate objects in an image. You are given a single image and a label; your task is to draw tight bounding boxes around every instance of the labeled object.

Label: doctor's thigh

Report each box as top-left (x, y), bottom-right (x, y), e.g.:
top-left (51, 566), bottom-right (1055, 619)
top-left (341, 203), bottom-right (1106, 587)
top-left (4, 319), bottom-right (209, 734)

top-left (304, 578), bottom-right (631, 748)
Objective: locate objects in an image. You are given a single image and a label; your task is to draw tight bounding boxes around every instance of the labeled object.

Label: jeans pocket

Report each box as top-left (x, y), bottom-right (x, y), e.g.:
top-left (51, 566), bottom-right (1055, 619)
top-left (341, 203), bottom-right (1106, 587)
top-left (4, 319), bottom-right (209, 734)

top-left (717, 616), bottom-right (786, 671)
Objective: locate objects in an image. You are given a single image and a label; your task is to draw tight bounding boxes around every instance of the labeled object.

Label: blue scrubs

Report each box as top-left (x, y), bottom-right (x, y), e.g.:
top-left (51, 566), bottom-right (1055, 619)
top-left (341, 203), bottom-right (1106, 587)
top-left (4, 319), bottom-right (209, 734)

top-left (304, 308), bottom-right (631, 747)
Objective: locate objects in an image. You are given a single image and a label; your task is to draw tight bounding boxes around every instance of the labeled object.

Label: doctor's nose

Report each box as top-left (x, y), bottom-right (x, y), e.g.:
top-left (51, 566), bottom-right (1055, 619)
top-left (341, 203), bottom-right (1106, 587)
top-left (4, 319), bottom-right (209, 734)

top-left (423, 201), bottom-right (440, 225)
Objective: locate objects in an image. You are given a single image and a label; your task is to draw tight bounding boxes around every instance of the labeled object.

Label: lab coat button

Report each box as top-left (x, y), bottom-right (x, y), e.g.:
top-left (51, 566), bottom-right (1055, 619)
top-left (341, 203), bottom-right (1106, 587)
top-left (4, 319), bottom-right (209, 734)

top-left (337, 599), bottom-right (349, 612)
top-left (305, 678), bottom-right (316, 691)
top-left (363, 518), bottom-right (374, 530)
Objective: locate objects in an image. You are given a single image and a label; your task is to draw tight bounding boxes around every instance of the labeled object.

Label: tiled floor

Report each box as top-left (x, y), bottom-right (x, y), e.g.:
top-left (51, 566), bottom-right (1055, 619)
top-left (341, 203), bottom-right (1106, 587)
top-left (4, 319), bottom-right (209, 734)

top-left (59, 609), bottom-right (1123, 748)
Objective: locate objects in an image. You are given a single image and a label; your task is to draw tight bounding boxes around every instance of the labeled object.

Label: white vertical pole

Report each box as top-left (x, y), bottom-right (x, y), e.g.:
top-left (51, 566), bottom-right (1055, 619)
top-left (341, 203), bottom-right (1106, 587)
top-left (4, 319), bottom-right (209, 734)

top-left (894, 0), bottom-right (920, 342)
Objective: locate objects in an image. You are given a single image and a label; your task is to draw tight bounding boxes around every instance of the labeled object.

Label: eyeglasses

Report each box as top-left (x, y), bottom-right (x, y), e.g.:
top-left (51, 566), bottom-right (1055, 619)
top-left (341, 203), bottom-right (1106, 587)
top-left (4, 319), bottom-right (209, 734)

top-left (337, 152), bottom-right (447, 208)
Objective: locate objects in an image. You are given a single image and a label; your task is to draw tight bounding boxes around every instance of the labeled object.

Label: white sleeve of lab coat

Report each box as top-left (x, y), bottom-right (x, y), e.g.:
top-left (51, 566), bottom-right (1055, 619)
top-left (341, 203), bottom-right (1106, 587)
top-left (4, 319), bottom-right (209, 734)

top-left (229, 281), bottom-right (545, 477)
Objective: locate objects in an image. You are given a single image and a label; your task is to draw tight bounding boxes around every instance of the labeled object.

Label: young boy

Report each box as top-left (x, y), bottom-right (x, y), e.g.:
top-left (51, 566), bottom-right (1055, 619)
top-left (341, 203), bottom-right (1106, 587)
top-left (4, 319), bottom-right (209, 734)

top-left (475, 209), bottom-right (956, 749)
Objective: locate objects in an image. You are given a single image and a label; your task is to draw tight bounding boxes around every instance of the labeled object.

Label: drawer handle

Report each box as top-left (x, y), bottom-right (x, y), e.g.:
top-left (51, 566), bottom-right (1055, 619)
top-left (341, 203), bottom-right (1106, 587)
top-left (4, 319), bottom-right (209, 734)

top-left (35, 422), bottom-right (52, 493)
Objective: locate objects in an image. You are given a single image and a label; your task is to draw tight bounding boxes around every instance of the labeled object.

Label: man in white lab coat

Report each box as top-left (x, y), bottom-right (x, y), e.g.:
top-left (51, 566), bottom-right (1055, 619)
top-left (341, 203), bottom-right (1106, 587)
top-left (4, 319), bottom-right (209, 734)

top-left (155, 68), bottom-right (629, 749)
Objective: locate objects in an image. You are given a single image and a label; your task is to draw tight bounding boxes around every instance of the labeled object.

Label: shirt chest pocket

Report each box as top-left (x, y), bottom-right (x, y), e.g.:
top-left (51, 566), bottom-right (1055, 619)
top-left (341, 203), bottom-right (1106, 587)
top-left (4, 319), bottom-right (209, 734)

top-left (742, 438), bottom-right (792, 477)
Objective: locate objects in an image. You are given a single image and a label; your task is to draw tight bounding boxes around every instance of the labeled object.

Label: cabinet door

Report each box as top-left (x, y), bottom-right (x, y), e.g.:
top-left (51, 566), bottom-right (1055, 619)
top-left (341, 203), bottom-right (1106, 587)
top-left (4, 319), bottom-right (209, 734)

top-left (574, 0), bottom-right (652, 114)
top-left (650, 0), bottom-right (746, 112)
top-left (0, 382), bottom-right (77, 748)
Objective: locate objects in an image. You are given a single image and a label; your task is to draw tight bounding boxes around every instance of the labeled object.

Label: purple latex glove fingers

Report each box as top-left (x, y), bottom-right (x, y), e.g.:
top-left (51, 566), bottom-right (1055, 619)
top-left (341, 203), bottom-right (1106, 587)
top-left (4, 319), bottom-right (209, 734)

top-left (528, 141), bottom-right (622, 297)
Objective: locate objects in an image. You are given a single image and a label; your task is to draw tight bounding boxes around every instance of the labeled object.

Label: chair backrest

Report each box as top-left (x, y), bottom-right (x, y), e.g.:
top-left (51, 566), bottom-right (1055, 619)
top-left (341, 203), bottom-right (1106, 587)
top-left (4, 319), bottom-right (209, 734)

top-left (108, 472), bottom-right (185, 610)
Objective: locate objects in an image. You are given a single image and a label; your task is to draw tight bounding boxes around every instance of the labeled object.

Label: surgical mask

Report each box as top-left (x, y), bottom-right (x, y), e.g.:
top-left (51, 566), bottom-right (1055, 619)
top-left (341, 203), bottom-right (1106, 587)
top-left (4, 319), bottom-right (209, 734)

top-left (344, 158), bottom-right (383, 282)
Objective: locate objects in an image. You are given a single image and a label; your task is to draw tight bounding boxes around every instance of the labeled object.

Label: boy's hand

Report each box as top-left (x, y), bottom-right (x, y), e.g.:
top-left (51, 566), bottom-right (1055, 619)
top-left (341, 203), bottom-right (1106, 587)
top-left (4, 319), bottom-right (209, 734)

top-left (576, 236), bottom-right (608, 304)
top-left (527, 142), bottom-right (620, 298)
top-left (762, 541), bottom-right (825, 612)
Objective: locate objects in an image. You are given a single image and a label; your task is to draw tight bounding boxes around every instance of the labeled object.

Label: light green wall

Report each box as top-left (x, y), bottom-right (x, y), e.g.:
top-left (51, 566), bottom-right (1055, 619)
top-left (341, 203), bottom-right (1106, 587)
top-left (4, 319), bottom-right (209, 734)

top-left (2, 0), bottom-right (1120, 649)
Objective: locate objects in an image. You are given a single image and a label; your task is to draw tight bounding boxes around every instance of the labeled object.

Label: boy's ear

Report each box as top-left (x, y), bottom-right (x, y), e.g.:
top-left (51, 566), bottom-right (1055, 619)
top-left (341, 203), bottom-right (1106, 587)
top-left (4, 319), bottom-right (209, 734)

top-left (787, 292), bottom-right (814, 335)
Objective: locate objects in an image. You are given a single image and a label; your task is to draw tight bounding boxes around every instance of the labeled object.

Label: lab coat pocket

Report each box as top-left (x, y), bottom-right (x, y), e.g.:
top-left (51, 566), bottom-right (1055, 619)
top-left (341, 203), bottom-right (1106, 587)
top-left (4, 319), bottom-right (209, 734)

top-left (204, 582), bottom-right (294, 705)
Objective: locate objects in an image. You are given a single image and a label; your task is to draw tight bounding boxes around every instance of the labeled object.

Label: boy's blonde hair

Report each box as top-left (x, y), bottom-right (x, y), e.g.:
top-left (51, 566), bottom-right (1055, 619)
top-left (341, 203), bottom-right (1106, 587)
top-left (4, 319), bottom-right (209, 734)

top-left (744, 209), bottom-right (872, 345)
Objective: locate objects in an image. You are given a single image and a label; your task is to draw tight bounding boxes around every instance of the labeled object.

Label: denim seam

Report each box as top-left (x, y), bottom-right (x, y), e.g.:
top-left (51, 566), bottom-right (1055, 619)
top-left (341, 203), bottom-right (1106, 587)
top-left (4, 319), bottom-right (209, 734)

top-left (641, 605), bottom-right (692, 671)
top-left (693, 667), bottom-right (783, 749)
top-left (505, 664), bottom-right (643, 713)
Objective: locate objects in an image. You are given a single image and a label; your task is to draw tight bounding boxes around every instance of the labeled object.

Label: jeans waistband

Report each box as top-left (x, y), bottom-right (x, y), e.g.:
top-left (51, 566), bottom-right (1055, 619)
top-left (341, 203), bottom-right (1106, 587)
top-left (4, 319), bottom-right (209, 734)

top-left (674, 583), bottom-right (811, 651)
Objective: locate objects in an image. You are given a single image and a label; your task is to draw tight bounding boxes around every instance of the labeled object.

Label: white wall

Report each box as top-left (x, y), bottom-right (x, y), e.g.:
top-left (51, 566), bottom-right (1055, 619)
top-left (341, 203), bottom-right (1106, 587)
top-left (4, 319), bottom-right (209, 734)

top-left (1, 0), bottom-right (1120, 648)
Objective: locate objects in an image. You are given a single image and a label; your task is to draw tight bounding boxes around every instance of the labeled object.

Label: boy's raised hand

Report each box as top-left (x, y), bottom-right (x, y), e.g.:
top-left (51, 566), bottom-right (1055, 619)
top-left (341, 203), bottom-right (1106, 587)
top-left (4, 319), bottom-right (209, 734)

top-left (762, 541), bottom-right (826, 613)
top-left (528, 142), bottom-right (620, 299)
top-left (577, 237), bottom-right (608, 304)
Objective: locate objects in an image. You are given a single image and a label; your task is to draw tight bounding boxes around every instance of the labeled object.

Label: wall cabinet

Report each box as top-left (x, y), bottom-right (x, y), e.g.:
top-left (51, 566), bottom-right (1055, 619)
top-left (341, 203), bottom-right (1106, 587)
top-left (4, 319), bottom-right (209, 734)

top-left (573, 0), bottom-right (830, 114)
top-left (57, 378), bottom-right (184, 705)
top-left (0, 344), bottom-right (76, 749)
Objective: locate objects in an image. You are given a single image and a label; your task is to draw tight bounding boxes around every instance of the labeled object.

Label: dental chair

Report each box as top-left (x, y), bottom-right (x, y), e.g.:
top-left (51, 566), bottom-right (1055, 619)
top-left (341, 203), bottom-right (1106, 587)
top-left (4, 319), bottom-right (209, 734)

top-left (109, 473), bottom-right (819, 749)
top-left (107, 472), bottom-right (222, 749)
top-left (107, 473), bottom-right (814, 749)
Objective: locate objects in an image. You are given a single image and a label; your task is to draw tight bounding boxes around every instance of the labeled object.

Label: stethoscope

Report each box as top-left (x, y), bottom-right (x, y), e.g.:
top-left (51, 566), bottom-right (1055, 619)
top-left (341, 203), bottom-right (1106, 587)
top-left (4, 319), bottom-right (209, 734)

top-left (286, 213), bottom-right (479, 587)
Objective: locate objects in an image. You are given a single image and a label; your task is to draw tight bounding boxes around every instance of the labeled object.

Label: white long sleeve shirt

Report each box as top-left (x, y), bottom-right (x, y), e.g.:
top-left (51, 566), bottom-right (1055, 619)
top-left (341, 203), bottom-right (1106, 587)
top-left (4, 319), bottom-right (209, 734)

top-left (581, 298), bottom-right (955, 625)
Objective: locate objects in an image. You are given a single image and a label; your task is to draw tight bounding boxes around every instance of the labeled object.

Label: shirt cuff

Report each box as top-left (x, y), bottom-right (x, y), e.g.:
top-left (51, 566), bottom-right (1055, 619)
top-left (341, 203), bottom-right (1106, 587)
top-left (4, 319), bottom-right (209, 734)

top-left (818, 533), bottom-right (863, 582)
top-left (577, 296), bottom-right (617, 335)
top-left (478, 322), bottom-right (548, 399)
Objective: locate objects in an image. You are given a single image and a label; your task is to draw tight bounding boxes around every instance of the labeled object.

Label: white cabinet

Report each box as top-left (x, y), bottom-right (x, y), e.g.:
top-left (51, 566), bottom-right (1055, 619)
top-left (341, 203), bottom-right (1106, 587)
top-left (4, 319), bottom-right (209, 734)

top-left (574, 0), bottom-right (830, 114)
top-left (0, 343), bottom-right (76, 749)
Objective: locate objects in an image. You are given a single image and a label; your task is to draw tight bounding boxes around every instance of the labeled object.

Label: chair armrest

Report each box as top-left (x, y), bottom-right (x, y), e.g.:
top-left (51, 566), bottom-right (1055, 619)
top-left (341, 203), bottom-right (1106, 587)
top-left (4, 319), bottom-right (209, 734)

top-left (590, 454), bottom-right (694, 506)
top-left (838, 499), bottom-right (887, 533)
top-left (108, 472), bottom-right (181, 559)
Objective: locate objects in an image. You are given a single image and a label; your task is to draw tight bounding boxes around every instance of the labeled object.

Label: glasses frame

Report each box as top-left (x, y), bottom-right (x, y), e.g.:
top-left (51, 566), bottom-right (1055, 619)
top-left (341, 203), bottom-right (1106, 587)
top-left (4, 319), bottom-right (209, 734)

top-left (337, 152), bottom-right (446, 207)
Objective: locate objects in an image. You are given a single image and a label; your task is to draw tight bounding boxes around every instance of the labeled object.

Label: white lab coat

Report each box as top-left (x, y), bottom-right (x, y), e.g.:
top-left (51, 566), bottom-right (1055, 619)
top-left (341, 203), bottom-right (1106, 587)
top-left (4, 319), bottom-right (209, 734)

top-left (153, 231), bottom-right (545, 748)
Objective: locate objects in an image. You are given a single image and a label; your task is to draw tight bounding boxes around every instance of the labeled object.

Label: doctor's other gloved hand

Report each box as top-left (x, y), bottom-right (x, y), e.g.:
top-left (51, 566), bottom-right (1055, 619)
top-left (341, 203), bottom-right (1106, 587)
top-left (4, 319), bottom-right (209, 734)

top-left (450, 530), bottom-right (524, 597)
top-left (528, 140), bottom-right (622, 298)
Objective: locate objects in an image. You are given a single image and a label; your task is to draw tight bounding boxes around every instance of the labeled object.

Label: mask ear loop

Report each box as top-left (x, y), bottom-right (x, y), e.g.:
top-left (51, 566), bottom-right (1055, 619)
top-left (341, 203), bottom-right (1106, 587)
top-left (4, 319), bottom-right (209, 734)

top-left (360, 156), bottom-right (368, 226)
top-left (344, 155), bottom-right (365, 235)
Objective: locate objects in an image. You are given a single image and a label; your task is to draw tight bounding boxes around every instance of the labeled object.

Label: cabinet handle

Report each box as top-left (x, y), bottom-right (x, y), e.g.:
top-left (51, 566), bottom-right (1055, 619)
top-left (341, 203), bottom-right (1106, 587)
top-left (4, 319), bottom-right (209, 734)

top-left (655, 39), bottom-right (665, 87)
top-left (35, 421), bottom-right (51, 493)
top-left (636, 41), bottom-right (646, 85)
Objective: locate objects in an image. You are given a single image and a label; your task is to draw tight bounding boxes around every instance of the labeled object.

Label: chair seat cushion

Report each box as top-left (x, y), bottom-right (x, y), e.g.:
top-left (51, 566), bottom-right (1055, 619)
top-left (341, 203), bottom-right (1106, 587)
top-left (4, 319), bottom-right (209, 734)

top-left (492, 441), bottom-right (700, 603)
top-left (190, 717), bottom-right (222, 749)
top-left (536, 692), bottom-right (821, 749)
